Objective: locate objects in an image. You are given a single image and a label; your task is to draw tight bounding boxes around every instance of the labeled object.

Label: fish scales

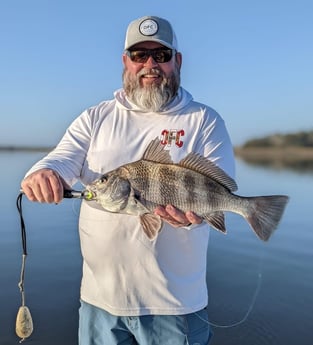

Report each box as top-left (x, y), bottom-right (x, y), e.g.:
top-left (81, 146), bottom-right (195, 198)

top-left (183, 170), bottom-right (196, 207)
top-left (123, 161), bottom-right (181, 210)
top-left (123, 160), bottom-right (231, 215)
top-left (85, 138), bottom-right (289, 241)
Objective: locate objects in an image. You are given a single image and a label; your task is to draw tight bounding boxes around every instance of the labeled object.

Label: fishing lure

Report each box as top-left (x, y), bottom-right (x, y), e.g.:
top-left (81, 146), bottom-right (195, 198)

top-left (15, 189), bottom-right (92, 342)
top-left (16, 193), bottom-right (33, 343)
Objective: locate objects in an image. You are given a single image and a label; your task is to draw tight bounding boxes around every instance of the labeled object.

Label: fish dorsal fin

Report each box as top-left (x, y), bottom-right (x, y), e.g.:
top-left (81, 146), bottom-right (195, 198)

top-left (178, 153), bottom-right (238, 192)
top-left (142, 138), bottom-right (173, 164)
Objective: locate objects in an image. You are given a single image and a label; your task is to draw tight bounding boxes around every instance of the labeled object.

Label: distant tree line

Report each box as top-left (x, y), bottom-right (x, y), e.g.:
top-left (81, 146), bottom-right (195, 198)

top-left (243, 130), bottom-right (313, 148)
top-left (0, 146), bottom-right (52, 152)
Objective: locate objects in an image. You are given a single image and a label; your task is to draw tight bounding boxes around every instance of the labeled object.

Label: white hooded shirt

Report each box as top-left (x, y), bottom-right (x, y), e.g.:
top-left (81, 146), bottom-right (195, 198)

top-left (26, 87), bottom-right (235, 316)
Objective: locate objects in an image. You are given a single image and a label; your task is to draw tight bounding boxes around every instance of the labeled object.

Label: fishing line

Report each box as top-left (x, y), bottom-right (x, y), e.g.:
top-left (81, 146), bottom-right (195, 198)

top-left (16, 188), bottom-right (265, 333)
top-left (15, 192), bottom-right (33, 343)
top-left (204, 236), bottom-right (265, 329)
top-left (14, 189), bottom-right (92, 342)
top-left (70, 198), bottom-right (82, 217)
top-left (205, 272), bottom-right (263, 329)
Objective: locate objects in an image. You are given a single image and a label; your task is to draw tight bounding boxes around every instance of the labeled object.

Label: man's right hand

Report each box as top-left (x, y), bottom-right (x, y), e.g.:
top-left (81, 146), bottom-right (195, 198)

top-left (21, 169), bottom-right (66, 204)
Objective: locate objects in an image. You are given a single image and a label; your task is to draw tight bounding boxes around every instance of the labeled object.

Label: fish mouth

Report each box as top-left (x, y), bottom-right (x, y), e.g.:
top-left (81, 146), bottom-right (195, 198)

top-left (82, 190), bottom-right (96, 201)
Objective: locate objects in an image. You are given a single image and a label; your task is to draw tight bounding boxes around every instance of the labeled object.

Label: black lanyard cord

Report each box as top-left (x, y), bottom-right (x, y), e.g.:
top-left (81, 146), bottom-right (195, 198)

top-left (15, 192), bottom-right (34, 342)
top-left (16, 192), bottom-right (27, 256)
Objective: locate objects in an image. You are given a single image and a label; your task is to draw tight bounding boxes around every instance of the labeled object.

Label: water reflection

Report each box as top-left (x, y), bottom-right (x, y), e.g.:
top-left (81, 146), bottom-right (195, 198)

top-left (236, 155), bottom-right (313, 174)
top-left (1, 151), bottom-right (313, 345)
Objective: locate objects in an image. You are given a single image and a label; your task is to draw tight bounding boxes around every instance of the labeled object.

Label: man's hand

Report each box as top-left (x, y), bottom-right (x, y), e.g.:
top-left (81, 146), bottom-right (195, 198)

top-left (154, 205), bottom-right (202, 228)
top-left (21, 169), bottom-right (66, 204)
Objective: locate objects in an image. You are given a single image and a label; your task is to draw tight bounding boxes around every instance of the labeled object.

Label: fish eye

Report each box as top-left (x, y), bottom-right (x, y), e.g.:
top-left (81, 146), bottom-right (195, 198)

top-left (99, 175), bottom-right (108, 183)
top-left (100, 176), bottom-right (107, 183)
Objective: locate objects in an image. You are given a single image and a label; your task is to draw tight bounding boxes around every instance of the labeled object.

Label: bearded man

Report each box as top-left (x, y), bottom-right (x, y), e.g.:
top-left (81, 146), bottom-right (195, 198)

top-left (21, 15), bottom-right (235, 345)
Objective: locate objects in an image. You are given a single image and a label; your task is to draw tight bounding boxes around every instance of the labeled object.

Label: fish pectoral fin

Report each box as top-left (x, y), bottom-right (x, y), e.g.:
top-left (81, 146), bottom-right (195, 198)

top-left (125, 190), bottom-right (150, 215)
top-left (203, 212), bottom-right (226, 233)
top-left (140, 213), bottom-right (163, 240)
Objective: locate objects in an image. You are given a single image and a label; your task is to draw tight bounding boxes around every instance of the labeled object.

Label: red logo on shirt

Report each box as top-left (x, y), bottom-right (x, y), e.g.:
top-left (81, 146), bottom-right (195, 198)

top-left (160, 130), bottom-right (184, 147)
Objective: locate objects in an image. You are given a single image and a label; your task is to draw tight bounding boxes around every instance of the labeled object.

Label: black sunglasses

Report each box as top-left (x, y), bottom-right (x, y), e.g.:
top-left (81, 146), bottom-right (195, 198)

top-left (125, 48), bottom-right (175, 63)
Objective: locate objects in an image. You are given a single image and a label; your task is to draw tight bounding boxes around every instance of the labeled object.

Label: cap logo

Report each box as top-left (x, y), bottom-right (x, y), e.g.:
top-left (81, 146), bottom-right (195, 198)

top-left (139, 19), bottom-right (158, 36)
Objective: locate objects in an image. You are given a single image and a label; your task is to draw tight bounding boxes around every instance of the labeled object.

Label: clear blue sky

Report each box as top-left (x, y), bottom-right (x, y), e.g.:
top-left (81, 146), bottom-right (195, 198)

top-left (1, 0), bottom-right (312, 146)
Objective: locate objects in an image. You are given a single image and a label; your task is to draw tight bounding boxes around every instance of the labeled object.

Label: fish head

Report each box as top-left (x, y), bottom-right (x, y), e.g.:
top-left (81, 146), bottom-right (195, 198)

top-left (85, 172), bottom-right (131, 213)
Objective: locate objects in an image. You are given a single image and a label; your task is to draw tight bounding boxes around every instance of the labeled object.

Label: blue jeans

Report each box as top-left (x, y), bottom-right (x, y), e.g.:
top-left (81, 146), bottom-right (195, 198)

top-left (79, 301), bottom-right (213, 345)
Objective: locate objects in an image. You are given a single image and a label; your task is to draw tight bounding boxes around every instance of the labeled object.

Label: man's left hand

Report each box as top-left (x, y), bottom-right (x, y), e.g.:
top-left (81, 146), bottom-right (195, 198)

top-left (154, 205), bottom-right (202, 228)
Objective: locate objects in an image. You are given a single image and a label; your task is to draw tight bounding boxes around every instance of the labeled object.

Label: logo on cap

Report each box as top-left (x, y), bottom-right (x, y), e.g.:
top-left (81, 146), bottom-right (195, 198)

top-left (139, 19), bottom-right (158, 36)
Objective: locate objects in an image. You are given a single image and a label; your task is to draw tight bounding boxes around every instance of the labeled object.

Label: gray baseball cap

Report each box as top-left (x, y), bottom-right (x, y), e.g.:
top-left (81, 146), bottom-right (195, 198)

top-left (124, 16), bottom-right (178, 51)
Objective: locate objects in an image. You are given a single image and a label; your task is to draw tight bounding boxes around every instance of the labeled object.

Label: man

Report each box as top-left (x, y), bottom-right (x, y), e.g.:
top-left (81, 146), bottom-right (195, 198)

top-left (21, 15), bottom-right (235, 345)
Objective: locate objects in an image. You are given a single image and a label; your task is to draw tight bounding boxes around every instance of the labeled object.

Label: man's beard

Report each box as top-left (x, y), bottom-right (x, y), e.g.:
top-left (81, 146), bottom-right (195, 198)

top-left (123, 67), bottom-right (180, 112)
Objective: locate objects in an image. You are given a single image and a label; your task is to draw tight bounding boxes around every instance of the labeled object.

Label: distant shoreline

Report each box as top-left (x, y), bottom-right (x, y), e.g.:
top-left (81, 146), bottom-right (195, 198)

top-left (1, 145), bottom-right (313, 161)
top-left (234, 146), bottom-right (313, 160)
top-left (0, 146), bottom-right (53, 152)
top-left (234, 146), bottom-right (313, 171)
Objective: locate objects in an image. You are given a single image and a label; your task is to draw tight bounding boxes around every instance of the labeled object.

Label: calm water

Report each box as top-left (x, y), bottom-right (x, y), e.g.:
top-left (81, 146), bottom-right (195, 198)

top-left (0, 152), bottom-right (312, 345)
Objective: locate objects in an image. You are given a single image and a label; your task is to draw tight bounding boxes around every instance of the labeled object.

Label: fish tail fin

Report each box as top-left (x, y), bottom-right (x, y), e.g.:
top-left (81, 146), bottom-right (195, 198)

top-left (243, 195), bottom-right (289, 241)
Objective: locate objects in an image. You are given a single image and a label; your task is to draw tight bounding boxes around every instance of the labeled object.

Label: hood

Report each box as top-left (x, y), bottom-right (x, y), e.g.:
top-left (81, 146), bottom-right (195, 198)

top-left (114, 87), bottom-right (193, 115)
